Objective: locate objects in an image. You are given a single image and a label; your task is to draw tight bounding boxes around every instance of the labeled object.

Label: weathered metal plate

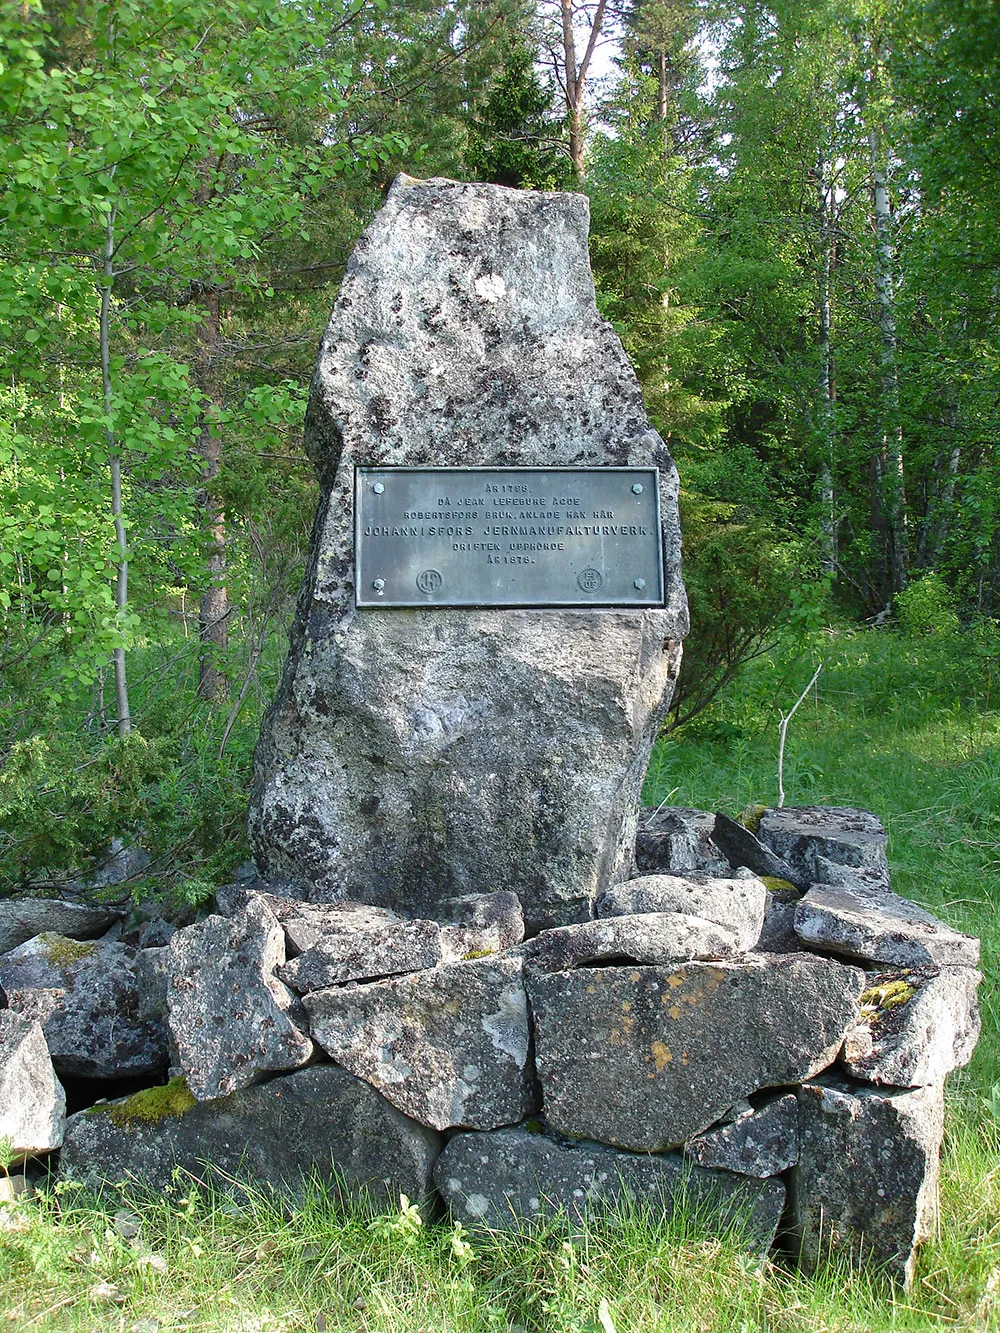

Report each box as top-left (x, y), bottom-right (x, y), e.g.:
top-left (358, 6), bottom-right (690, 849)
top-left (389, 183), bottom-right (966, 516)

top-left (355, 467), bottom-right (664, 608)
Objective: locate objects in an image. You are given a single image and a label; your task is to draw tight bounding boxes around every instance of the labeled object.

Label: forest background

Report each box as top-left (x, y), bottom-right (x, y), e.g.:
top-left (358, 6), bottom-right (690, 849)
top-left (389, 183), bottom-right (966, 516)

top-left (1, 0), bottom-right (998, 904)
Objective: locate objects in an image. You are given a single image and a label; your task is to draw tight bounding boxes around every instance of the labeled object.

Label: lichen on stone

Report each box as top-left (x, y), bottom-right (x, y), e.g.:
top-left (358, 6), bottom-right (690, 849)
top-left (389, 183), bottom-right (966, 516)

top-left (761, 877), bottom-right (800, 899)
top-left (91, 1077), bottom-right (197, 1129)
top-left (461, 948), bottom-right (496, 961)
top-left (737, 804), bottom-right (767, 834)
top-left (40, 933), bottom-right (97, 967)
top-left (859, 977), bottom-right (916, 1024)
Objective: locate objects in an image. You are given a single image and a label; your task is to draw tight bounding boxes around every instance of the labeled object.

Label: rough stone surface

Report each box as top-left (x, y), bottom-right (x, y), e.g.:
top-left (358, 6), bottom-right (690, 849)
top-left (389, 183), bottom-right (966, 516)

top-left (67, 839), bottom-right (150, 892)
top-left (794, 880), bottom-right (980, 967)
top-left (166, 899), bottom-right (314, 1101)
top-left (213, 886), bottom-right (403, 956)
top-left (523, 913), bottom-right (747, 972)
top-left (61, 1066), bottom-right (441, 1205)
top-left (434, 1126), bottom-right (785, 1249)
top-left (684, 1093), bottom-right (800, 1177)
top-left (0, 1011), bottom-right (65, 1161)
top-left (754, 893), bottom-right (801, 954)
top-left (597, 873), bottom-right (767, 952)
top-left (711, 815), bottom-right (807, 889)
top-left (757, 806), bottom-right (890, 885)
top-left (0, 935), bottom-right (168, 1078)
top-left (247, 174), bottom-right (687, 930)
top-left (438, 892), bottom-right (525, 962)
top-left (791, 1077), bottom-right (944, 1286)
top-left (840, 966), bottom-right (981, 1087)
top-left (0, 899), bottom-right (121, 956)
top-left (528, 955), bottom-right (864, 1150)
top-left (634, 808), bottom-right (731, 876)
top-left (279, 917), bottom-right (443, 992)
top-left (304, 955), bottom-right (535, 1131)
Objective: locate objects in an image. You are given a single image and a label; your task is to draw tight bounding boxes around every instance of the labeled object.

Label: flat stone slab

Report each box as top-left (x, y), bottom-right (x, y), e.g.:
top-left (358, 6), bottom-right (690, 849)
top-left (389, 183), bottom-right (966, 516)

top-left (434, 1126), bottom-right (785, 1250)
top-left (684, 1093), bottom-right (800, 1177)
top-left (712, 814), bottom-right (807, 889)
top-left (0, 935), bottom-right (168, 1079)
top-left (279, 917), bottom-right (443, 992)
top-left (757, 806), bottom-right (889, 885)
top-left (790, 1077), bottom-right (944, 1287)
top-left (528, 955), bottom-right (864, 1149)
top-left (166, 899), bottom-right (314, 1101)
top-left (0, 1011), bottom-right (65, 1162)
top-left (247, 174), bottom-right (687, 930)
top-left (304, 955), bottom-right (535, 1131)
top-left (0, 899), bottom-right (121, 956)
top-left (794, 880), bottom-right (980, 967)
top-left (597, 873), bottom-right (767, 952)
top-left (438, 892), bottom-right (525, 962)
top-left (61, 1066), bottom-right (441, 1206)
top-left (214, 887), bottom-right (403, 956)
top-left (841, 966), bottom-right (981, 1086)
top-left (523, 913), bottom-right (746, 972)
top-left (634, 808), bottom-right (731, 876)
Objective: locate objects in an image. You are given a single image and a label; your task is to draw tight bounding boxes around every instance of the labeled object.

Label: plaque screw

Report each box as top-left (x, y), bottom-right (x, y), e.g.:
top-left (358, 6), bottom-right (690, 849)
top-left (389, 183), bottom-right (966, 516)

top-left (373, 482), bottom-right (385, 494)
top-left (373, 578), bottom-right (386, 591)
top-left (634, 578), bottom-right (646, 590)
top-left (632, 483), bottom-right (643, 494)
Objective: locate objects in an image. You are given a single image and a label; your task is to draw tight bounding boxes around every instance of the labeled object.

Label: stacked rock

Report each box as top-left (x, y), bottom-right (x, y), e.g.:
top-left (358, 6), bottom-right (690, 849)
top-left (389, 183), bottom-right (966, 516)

top-left (2, 805), bottom-right (979, 1287)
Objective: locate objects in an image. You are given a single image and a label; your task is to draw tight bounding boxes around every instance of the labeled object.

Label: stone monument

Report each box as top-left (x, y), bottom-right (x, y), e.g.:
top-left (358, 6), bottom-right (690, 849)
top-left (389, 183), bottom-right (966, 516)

top-left (248, 174), bottom-right (687, 928)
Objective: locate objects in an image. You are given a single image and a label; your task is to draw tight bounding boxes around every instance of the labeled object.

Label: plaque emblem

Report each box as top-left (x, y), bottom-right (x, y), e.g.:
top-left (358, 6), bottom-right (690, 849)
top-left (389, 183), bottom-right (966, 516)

top-left (416, 569), bottom-right (443, 594)
top-left (576, 567), bottom-right (603, 593)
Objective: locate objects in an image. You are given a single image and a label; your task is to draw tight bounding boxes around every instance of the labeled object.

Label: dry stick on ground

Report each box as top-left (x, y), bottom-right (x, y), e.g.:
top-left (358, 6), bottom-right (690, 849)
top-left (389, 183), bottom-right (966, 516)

top-left (777, 663), bottom-right (823, 809)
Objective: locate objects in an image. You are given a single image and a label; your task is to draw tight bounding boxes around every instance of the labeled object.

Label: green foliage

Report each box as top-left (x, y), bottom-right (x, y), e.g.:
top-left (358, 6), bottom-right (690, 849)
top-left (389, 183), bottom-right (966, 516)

top-left (465, 42), bottom-right (566, 188)
top-left (894, 572), bottom-right (960, 636)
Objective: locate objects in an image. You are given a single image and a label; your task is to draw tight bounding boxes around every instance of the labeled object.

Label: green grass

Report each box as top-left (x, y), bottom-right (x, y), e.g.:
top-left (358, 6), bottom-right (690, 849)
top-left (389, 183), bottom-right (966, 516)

top-left (2, 621), bottom-right (999, 1330)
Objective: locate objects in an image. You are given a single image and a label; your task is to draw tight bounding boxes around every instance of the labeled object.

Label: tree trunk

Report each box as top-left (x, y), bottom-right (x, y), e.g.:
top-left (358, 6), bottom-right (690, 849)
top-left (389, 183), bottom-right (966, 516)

top-left (818, 153), bottom-right (836, 577)
top-left (195, 286), bottom-right (229, 702)
top-left (559, 0), bottom-right (607, 183)
top-left (101, 199), bottom-right (131, 737)
top-left (869, 119), bottom-right (909, 596)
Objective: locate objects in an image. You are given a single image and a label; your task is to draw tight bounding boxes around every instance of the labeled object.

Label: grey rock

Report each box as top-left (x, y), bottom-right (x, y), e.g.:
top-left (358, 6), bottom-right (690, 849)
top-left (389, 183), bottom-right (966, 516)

top-left (754, 893), bottom-right (802, 954)
top-left (248, 175), bottom-right (687, 931)
top-left (684, 1093), bottom-right (800, 1177)
top-left (166, 899), bottom-right (314, 1101)
top-left (304, 955), bottom-right (535, 1131)
top-left (0, 935), bottom-right (168, 1078)
top-left (790, 1077), bottom-right (944, 1286)
top-left (634, 807), bottom-right (731, 876)
top-left (0, 899), bottom-right (121, 956)
top-left (279, 917), bottom-right (443, 992)
top-left (711, 815), bottom-right (807, 889)
top-left (757, 806), bottom-right (889, 886)
top-left (794, 880), bottom-right (980, 967)
top-left (434, 1126), bottom-right (785, 1250)
top-left (597, 873), bottom-right (767, 952)
top-left (67, 839), bottom-right (150, 892)
top-left (0, 1011), bottom-right (65, 1162)
top-left (137, 918), bottom-right (176, 949)
top-left (438, 892), bottom-right (525, 962)
top-left (523, 913), bottom-right (747, 972)
top-left (61, 1066), bottom-right (441, 1206)
top-left (840, 966), bottom-right (981, 1087)
top-left (218, 888), bottom-right (403, 956)
top-left (528, 955), bottom-right (864, 1150)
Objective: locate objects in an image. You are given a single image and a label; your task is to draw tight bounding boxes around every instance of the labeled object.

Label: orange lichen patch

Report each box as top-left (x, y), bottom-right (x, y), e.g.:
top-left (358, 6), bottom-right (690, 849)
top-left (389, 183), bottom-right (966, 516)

top-left (651, 1040), bottom-right (673, 1072)
top-left (665, 973), bottom-right (686, 990)
top-left (668, 1004), bottom-right (682, 1020)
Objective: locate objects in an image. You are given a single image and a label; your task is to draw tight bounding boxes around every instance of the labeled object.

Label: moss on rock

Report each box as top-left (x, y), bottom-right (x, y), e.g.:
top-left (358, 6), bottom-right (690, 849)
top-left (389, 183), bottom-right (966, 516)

top-left (40, 934), bottom-right (97, 967)
top-left (91, 1077), bottom-right (197, 1129)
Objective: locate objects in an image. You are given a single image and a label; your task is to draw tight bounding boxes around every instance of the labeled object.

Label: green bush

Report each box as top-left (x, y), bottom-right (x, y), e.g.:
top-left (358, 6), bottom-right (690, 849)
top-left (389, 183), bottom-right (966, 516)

top-left (894, 572), bottom-right (960, 636)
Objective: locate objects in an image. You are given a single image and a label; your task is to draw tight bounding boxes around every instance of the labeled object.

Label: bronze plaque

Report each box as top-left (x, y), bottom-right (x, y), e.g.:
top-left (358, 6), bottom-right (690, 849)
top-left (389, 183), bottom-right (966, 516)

top-left (355, 467), bottom-right (664, 608)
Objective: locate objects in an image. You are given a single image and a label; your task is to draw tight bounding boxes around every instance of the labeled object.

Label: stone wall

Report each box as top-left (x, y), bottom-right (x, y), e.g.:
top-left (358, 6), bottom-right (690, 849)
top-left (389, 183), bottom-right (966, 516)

top-left (2, 805), bottom-right (981, 1286)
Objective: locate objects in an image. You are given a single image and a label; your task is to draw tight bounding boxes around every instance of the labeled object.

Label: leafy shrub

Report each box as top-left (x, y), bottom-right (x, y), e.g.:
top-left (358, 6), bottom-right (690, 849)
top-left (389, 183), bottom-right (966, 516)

top-left (894, 572), bottom-right (960, 636)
